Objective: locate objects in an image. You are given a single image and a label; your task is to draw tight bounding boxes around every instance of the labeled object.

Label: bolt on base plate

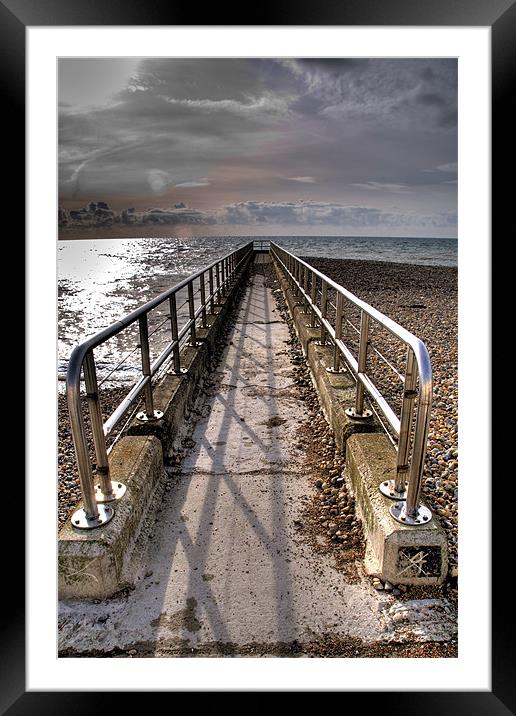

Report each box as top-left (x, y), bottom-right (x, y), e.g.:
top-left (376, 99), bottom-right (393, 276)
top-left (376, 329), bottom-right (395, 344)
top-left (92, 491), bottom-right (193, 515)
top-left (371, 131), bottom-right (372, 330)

top-left (167, 367), bottom-right (188, 375)
top-left (136, 409), bottom-right (164, 422)
top-left (345, 407), bottom-right (372, 419)
top-left (95, 481), bottom-right (127, 503)
top-left (379, 479), bottom-right (409, 500)
top-left (326, 366), bottom-right (346, 374)
top-left (71, 504), bottom-right (114, 530)
top-left (390, 501), bottom-right (433, 525)
top-left (314, 340), bottom-right (326, 347)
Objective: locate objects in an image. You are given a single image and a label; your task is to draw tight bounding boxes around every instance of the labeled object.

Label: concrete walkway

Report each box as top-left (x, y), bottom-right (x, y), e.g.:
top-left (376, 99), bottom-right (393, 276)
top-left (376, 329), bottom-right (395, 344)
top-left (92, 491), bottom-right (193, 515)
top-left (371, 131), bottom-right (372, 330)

top-left (59, 258), bottom-right (455, 655)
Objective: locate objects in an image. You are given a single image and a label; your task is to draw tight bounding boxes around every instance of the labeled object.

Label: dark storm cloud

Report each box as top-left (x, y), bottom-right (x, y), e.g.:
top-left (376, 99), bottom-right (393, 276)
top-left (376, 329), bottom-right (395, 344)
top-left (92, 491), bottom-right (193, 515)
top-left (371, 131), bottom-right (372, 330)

top-left (59, 199), bottom-right (457, 232)
top-left (296, 59), bottom-right (370, 73)
top-left (59, 57), bottom-right (457, 235)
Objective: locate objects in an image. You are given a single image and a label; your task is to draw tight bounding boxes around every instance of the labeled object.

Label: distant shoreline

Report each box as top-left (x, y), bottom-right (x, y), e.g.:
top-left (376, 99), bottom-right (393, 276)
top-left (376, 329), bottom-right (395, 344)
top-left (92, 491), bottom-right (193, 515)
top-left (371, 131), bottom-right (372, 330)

top-left (58, 227), bottom-right (458, 241)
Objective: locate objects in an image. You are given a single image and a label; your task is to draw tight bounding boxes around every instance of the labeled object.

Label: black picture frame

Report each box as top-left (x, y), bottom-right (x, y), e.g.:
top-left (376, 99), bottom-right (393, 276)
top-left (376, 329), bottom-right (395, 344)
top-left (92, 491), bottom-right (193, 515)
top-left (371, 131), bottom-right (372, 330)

top-left (9, 0), bottom-right (512, 710)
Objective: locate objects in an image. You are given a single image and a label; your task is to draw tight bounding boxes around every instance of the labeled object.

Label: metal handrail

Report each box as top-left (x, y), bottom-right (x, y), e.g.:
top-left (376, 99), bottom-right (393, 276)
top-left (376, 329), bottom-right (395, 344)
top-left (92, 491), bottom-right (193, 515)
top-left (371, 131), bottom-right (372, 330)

top-left (66, 241), bottom-right (254, 529)
top-left (270, 242), bottom-right (433, 526)
top-left (254, 239), bottom-right (271, 251)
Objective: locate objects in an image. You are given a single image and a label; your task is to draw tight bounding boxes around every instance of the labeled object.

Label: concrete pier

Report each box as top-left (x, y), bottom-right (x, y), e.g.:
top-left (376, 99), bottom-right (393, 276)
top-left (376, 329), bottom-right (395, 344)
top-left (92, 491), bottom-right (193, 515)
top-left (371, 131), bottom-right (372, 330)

top-left (59, 257), bottom-right (456, 655)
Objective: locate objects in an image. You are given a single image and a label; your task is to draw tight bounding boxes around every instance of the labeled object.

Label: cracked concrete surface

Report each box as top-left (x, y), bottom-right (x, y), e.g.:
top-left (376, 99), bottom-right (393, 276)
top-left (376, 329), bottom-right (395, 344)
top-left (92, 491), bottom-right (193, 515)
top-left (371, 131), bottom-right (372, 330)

top-left (58, 258), bottom-right (456, 656)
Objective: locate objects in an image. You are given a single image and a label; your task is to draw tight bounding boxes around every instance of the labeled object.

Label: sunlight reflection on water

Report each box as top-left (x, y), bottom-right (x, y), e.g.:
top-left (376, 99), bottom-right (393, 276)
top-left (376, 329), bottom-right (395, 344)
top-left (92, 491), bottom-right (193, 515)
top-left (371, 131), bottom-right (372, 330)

top-left (58, 235), bottom-right (457, 386)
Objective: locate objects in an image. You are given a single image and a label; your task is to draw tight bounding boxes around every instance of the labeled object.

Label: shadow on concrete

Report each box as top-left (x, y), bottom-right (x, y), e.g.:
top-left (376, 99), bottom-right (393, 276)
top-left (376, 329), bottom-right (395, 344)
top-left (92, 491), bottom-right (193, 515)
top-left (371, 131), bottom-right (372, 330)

top-left (134, 261), bottom-right (298, 654)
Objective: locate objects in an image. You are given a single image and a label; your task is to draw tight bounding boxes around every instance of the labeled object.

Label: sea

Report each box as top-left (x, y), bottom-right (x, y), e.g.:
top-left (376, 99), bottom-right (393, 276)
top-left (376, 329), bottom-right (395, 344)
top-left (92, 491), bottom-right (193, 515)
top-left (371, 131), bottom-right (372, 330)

top-left (58, 235), bottom-right (457, 386)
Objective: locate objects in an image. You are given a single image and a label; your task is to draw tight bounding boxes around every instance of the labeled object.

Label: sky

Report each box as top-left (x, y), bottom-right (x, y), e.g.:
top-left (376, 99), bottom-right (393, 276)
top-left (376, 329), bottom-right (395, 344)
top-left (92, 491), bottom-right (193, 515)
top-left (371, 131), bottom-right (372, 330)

top-left (58, 57), bottom-right (457, 237)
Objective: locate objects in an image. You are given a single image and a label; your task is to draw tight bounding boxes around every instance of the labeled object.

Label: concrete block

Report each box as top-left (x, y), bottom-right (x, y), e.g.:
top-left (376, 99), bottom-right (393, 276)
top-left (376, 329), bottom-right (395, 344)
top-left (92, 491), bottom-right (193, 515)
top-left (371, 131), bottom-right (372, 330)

top-left (346, 433), bottom-right (448, 585)
top-left (58, 435), bottom-right (163, 599)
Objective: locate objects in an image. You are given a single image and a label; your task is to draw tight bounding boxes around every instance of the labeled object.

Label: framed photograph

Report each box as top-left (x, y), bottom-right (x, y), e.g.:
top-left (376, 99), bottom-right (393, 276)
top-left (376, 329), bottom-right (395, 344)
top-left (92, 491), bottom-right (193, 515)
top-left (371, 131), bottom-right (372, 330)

top-left (9, 0), bottom-right (511, 709)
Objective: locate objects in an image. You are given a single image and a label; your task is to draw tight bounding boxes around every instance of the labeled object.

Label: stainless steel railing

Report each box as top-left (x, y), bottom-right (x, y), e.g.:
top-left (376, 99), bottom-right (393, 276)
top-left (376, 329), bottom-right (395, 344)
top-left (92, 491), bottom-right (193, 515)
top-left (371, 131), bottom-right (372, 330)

top-left (270, 242), bottom-right (433, 526)
top-left (253, 239), bottom-right (271, 252)
top-left (66, 241), bottom-right (254, 529)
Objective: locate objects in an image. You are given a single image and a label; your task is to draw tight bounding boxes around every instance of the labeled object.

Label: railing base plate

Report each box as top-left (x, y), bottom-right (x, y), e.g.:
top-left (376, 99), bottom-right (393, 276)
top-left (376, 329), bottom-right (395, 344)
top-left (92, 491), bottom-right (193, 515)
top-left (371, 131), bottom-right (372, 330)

top-left (95, 481), bottom-right (127, 503)
top-left (167, 367), bottom-right (188, 376)
top-left (345, 407), bottom-right (372, 419)
top-left (71, 504), bottom-right (114, 530)
top-left (326, 366), bottom-right (346, 374)
top-left (390, 501), bottom-right (433, 526)
top-left (136, 409), bottom-right (164, 423)
top-left (379, 479), bottom-right (408, 500)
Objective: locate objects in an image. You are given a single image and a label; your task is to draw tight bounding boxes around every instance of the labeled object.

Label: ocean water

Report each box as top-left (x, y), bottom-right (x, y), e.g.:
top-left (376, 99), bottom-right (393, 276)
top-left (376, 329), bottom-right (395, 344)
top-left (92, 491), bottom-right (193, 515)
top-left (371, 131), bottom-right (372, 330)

top-left (58, 235), bottom-right (457, 385)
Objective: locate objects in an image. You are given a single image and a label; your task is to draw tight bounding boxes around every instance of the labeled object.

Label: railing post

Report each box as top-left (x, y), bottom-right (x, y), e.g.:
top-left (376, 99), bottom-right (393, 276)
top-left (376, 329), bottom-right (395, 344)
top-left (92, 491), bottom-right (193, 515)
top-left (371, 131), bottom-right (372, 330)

top-left (136, 314), bottom-right (163, 422)
top-left (221, 259), bottom-right (226, 297)
top-left (345, 310), bottom-right (372, 418)
top-left (405, 400), bottom-right (432, 517)
top-left (167, 293), bottom-right (185, 375)
top-left (215, 262), bottom-right (221, 303)
top-left (327, 291), bottom-right (345, 374)
top-left (390, 381), bottom-right (433, 526)
top-left (83, 351), bottom-right (126, 503)
top-left (316, 280), bottom-right (328, 346)
top-left (303, 266), bottom-right (309, 313)
top-left (67, 350), bottom-right (114, 529)
top-left (379, 346), bottom-right (416, 500)
top-left (310, 273), bottom-right (317, 328)
top-left (187, 281), bottom-right (199, 347)
top-left (397, 348), bottom-right (418, 490)
top-left (68, 410), bottom-right (101, 523)
top-left (200, 272), bottom-right (207, 328)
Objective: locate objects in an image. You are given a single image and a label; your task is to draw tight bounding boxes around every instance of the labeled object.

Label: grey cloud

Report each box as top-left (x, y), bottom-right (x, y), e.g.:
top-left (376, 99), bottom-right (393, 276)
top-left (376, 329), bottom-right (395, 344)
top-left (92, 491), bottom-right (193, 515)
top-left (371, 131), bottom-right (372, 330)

top-left (221, 200), bottom-right (455, 229)
top-left (351, 182), bottom-right (411, 193)
top-left (59, 202), bottom-right (216, 227)
top-left (296, 59), bottom-right (370, 74)
top-left (416, 92), bottom-right (447, 107)
top-left (127, 58), bottom-right (269, 103)
top-left (58, 58), bottom-right (457, 233)
top-left (436, 162), bottom-right (458, 172)
top-left (174, 180), bottom-right (210, 188)
top-left (297, 58), bottom-right (457, 130)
